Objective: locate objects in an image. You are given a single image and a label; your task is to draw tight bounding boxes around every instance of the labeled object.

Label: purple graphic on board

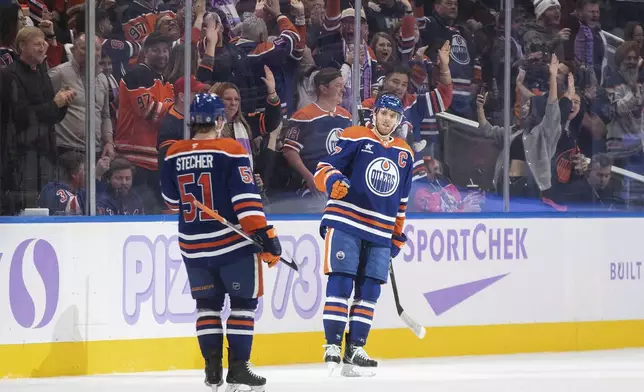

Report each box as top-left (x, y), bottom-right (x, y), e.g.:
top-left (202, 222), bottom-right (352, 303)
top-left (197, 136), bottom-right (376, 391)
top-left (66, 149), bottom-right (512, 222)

top-left (122, 235), bottom-right (197, 325)
top-left (272, 234), bottom-right (321, 320)
top-left (423, 273), bottom-right (508, 316)
top-left (122, 233), bottom-right (320, 325)
top-left (9, 239), bottom-right (60, 328)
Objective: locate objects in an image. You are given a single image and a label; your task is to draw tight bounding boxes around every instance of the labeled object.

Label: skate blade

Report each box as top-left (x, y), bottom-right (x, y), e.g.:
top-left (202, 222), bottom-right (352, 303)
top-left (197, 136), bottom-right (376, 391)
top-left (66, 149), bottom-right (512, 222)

top-left (225, 383), bottom-right (266, 392)
top-left (340, 363), bottom-right (376, 377)
top-left (327, 361), bottom-right (340, 376)
top-left (209, 380), bottom-right (224, 392)
top-left (206, 380), bottom-right (224, 390)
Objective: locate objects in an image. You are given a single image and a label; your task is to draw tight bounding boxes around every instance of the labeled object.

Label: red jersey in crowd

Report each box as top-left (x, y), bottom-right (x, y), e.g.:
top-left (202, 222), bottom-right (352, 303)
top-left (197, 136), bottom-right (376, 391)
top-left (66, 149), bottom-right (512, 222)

top-left (116, 63), bottom-right (174, 171)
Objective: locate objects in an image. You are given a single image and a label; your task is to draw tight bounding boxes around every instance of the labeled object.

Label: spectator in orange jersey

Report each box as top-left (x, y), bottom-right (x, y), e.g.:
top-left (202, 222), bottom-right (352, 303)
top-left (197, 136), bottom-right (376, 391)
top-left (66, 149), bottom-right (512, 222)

top-left (116, 31), bottom-right (175, 213)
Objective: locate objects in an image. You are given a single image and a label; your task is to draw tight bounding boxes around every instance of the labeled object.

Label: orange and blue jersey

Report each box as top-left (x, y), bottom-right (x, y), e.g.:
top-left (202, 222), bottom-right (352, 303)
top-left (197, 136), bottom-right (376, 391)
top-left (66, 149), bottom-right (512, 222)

top-left (230, 15), bottom-right (300, 116)
top-left (314, 126), bottom-right (414, 246)
top-left (420, 13), bottom-right (481, 117)
top-left (100, 38), bottom-right (141, 81)
top-left (160, 138), bottom-right (268, 264)
top-left (283, 103), bottom-right (352, 174)
top-left (116, 64), bottom-right (175, 170)
top-left (122, 1), bottom-right (175, 43)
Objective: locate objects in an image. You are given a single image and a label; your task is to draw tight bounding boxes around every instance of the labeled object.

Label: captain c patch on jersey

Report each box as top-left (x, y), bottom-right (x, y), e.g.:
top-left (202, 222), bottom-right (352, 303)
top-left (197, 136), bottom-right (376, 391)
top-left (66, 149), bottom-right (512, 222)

top-left (365, 157), bottom-right (400, 197)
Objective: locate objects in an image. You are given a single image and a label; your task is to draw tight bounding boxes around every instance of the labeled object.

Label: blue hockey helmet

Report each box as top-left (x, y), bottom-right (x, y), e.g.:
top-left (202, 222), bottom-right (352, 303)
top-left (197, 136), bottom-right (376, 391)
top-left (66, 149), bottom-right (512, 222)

top-left (373, 93), bottom-right (404, 136)
top-left (190, 93), bottom-right (227, 125)
top-left (373, 93), bottom-right (404, 116)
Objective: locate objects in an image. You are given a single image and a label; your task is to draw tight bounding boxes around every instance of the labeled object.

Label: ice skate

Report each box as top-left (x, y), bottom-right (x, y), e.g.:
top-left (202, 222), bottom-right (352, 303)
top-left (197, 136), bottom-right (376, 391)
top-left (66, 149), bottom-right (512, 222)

top-left (204, 351), bottom-right (224, 391)
top-left (323, 344), bottom-right (342, 376)
top-left (225, 355), bottom-right (266, 392)
top-left (341, 336), bottom-right (377, 377)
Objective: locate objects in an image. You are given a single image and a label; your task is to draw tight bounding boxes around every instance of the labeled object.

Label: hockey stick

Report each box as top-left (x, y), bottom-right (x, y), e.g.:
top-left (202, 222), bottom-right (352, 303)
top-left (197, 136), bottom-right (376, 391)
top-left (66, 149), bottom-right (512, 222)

top-left (389, 259), bottom-right (426, 339)
top-left (192, 200), bottom-right (299, 272)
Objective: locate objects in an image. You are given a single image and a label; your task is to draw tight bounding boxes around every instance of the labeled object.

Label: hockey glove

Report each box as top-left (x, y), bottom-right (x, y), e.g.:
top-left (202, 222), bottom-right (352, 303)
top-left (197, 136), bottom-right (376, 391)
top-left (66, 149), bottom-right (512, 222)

top-left (325, 172), bottom-right (351, 200)
top-left (390, 232), bottom-right (407, 259)
top-left (251, 225), bottom-right (282, 268)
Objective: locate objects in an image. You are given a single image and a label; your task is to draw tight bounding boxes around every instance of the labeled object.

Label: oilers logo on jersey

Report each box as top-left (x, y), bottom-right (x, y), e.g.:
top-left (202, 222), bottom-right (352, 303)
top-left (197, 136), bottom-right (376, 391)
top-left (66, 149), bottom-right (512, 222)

top-left (365, 158), bottom-right (400, 197)
top-left (450, 34), bottom-right (471, 65)
top-left (326, 128), bottom-right (344, 154)
top-left (313, 125), bottom-right (414, 246)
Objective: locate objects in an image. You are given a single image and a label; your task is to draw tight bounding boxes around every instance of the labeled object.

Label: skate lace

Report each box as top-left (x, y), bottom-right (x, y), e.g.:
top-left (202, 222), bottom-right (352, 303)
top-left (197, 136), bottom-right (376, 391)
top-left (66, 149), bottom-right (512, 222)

top-left (245, 362), bottom-right (262, 381)
top-left (351, 346), bottom-right (373, 362)
top-left (322, 344), bottom-right (341, 359)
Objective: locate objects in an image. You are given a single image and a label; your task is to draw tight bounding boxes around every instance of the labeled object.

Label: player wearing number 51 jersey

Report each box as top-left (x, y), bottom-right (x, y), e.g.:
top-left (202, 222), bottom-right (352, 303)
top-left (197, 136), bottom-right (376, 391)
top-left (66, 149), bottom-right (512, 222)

top-left (314, 94), bottom-right (413, 377)
top-left (160, 93), bottom-right (281, 392)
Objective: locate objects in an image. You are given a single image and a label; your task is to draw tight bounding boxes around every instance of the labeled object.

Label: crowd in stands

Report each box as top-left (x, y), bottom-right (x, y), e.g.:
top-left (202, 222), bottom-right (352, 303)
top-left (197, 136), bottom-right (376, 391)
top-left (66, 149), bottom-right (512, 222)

top-left (0, 0), bottom-right (642, 216)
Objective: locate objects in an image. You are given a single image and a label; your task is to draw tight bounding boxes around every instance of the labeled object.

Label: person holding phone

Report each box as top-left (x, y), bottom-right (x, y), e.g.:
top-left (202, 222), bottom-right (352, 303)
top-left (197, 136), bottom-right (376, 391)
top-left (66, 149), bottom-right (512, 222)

top-left (471, 54), bottom-right (570, 209)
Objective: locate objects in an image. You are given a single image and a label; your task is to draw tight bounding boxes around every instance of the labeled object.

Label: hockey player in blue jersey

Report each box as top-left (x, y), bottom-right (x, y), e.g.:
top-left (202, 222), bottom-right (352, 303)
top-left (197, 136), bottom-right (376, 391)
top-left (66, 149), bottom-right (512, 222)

top-left (314, 94), bottom-right (414, 376)
top-left (160, 93), bottom-right (282, 392)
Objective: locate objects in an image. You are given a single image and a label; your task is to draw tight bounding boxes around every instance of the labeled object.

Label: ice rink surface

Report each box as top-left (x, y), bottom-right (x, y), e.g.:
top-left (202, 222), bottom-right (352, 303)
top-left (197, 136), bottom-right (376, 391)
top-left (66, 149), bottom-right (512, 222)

top-left (4, 349), bottom-right (644, 392)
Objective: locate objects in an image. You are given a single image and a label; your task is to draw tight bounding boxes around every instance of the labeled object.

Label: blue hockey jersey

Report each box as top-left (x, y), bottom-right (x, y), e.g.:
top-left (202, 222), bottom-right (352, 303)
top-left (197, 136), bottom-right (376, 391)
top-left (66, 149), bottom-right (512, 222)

top-left (283, 103), bottom-right (352, 175)
top-left (314, 126), bottom-right (414, 246)
top-left (97, 190), bottom-right (144, 216)
top-left (37, 181), bottom-right (77, 216)
top-left (160, 138), bottom-right (268, 264)
top-left (421, 14), bottom-right (480, 118)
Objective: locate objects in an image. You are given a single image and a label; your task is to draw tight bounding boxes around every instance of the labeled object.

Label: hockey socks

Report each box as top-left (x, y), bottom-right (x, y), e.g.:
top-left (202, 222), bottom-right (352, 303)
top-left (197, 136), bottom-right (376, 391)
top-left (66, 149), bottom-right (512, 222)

top-left (226, 298), bottom-right (258, 361)
top-left (348, 300), bottom-right (375, 345)
top-left (323, 296), bottom-right (349, 345)
top-left (196, 307), bottom-right (224, 360)
top-left (348, 276), bottom-right (381, 346)
top-left (323, 273), bottom-right (353, 345)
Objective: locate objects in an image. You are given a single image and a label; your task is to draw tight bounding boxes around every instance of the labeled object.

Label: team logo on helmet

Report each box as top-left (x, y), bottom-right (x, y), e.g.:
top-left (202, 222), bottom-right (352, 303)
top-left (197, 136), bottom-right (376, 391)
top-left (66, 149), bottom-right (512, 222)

top-left (450, 34), bottom-right (470, 65)
top-left (365, 157), bottom-right (400, 197)
top-left (190, 93), bottom-right (226, 125)
top-left (326, 128), bottom-right (343, 154)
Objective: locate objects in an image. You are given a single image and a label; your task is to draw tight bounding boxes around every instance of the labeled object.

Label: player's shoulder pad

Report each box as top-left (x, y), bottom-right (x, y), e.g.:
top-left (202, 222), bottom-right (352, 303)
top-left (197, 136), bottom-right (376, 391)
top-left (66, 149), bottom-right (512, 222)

top-left (338, 126), bottom-right (374, 141)
top-left (212, 138), bottom-right (249, 157)
top-left (165, 138), bottom-right (249, 159)
top-left (165, 140), bottom-right (189, 158)
top-left (391, 138), bottom-right (415, 161)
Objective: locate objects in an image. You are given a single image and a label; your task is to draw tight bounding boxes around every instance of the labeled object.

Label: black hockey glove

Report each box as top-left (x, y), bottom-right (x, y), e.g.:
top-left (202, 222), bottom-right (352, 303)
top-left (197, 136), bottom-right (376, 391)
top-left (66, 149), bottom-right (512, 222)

top-left (251, 225), bottom-right (282, 267)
